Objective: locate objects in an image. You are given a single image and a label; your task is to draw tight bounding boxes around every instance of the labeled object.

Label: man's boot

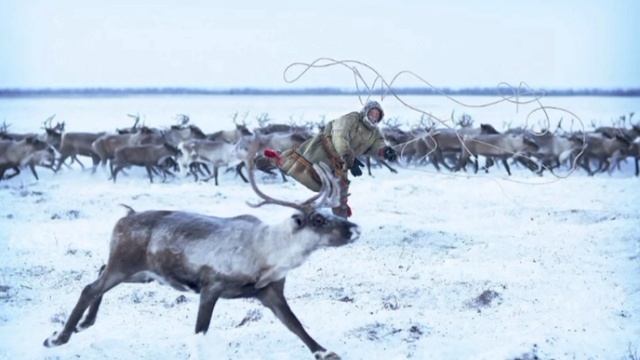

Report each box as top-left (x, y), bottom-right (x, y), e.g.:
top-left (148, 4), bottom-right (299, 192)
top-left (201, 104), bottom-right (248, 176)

top-left (332, 177), bottom-right (351, 218)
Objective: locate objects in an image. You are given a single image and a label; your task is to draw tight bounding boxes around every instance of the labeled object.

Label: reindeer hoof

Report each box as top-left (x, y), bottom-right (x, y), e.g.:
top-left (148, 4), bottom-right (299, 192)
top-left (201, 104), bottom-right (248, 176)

top-left (43, 331), bottom-right (64, 347)
top-left (314, 350), bottom-right (341, 360)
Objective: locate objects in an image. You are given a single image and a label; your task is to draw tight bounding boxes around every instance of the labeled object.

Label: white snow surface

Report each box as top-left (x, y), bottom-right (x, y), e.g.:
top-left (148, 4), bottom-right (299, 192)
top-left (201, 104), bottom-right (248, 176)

top-left (0, 96), bottom-right (639, 359)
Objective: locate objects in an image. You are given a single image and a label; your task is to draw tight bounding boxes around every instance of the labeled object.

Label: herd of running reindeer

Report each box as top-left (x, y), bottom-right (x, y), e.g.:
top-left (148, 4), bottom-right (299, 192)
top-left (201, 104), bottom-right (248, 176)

top-left (1, 112), bottom-right (639, 183)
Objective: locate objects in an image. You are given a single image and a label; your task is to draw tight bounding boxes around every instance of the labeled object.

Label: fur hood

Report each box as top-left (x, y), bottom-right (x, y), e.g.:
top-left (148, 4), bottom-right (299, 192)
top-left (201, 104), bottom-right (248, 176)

top-left (360, 101), bottom-right (384, 129)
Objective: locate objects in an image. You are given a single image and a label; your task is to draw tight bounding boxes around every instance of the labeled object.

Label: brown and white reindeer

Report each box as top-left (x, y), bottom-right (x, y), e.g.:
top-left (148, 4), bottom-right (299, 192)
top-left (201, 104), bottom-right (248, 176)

top-left (44, 144), bottom-right (359, 360)
top-left (56, 131), bottom-right (106, 172)
top-left (0, 136), bottom-right (51, 180)
top-left (110, 143), bottom-right (183, 183)
top-left (178, 137), bottom-right (251, 185)
top-left (91, 126), bottom-right (165, 167)
top-left (206, 122), bottom-right (253, 143)
top-left (455, 133), bottom-right (540, 175)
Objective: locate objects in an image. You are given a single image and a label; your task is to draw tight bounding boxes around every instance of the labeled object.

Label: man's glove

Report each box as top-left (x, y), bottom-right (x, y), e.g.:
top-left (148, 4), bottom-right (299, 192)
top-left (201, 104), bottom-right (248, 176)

top-left (350, 158), bottom-right (364, 177)
top-left (382, 146), bottom-right (397, 161)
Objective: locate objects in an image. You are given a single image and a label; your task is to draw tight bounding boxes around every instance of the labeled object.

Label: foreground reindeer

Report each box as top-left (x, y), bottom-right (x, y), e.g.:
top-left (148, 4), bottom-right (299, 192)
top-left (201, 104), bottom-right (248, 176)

top-left (44, 146), bottom-right (359, 360)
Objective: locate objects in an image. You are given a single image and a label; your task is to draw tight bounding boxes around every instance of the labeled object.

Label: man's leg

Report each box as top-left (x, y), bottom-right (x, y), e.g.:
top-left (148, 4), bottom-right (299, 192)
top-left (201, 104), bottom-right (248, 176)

top-left (332, 176), bottom-right (351, 218)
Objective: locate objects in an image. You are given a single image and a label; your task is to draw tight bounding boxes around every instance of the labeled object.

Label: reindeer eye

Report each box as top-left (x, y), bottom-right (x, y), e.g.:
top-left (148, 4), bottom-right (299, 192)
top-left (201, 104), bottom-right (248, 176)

top-left (311, 214), bottom-right (327, 227)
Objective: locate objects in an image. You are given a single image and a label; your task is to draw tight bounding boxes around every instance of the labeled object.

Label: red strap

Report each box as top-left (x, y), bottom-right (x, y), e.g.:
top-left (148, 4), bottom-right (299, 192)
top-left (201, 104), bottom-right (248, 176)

top-left (264, 148), bottom-right (281, 160)
top-left (263, 148), bottom-right (284, 167)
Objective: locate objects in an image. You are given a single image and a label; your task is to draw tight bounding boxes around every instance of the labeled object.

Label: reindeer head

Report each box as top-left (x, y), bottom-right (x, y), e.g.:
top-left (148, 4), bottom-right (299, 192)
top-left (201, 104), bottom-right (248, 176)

top-left (43, 117), bottom-right (64, 147)
top-left (235, 123), bottom-right (252, 137)
top-left (246, 142), bottom-right (360, 248)
top-left (188, 125), bottom-right (206, 139)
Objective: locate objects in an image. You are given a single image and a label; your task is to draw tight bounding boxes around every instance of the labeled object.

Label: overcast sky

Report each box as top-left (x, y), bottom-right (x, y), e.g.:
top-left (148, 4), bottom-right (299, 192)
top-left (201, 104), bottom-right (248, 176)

top-left (1, 0), bottom-right (638, 89)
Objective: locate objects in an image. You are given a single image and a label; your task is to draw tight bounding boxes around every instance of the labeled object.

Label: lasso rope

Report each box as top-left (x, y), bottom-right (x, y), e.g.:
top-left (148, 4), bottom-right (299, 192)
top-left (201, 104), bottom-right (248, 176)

top-left (282, 58), bottom-right (588, 185)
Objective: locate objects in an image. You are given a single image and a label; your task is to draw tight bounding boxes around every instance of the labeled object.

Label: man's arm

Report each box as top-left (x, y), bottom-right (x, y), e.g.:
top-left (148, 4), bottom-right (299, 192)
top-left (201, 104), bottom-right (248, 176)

top-left (365, 129), bottom-right (397, 161)
top-left (365, 128), bottom-right (388, 156)
top-left (330, 113), bottom-right (358, 167)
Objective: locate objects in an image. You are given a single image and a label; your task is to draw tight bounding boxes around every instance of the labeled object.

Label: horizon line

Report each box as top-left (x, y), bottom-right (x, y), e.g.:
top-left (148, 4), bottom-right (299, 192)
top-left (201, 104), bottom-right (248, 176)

top-left (1, 86), bottom-right (639, 98)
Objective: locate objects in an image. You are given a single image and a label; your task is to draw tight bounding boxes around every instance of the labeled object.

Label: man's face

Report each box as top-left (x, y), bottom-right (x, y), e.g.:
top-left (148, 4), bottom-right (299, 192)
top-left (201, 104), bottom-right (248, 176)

top-left (367, 108), bottom-right (382, 123)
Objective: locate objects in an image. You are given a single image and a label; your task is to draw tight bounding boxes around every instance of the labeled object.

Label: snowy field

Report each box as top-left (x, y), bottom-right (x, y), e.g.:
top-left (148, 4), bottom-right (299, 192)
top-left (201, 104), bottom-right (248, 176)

top-left (1, 95), bottom-right (639, 359)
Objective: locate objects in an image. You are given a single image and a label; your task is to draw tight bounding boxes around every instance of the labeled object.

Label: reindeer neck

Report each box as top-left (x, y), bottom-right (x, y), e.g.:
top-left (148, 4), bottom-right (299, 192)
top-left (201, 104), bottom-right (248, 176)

top-left (257, 219), bottom-right (321, 271)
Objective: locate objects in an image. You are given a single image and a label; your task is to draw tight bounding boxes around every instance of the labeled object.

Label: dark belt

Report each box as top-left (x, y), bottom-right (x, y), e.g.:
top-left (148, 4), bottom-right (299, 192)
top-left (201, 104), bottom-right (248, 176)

top-left (319, 134), bottom-right (346, 178)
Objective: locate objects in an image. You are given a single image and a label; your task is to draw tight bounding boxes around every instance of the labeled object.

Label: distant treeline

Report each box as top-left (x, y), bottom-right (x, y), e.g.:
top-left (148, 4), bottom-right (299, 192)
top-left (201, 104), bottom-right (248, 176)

top-left (1, 87), bottom-right (639, 97)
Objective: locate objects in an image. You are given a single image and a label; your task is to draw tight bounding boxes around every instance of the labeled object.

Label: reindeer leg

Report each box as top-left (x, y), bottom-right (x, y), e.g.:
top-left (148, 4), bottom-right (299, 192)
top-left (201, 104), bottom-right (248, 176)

top-left (5, 166), bottom-right (20, 179)
top-left (366, 157), bottom-right (373, 177)
top-left (55, 154), bottom-right (68, 172)
top-left (188, 163), bottom-right (199, 182)
top-left (91, 155), bottom-right (100, 174)
top-left (280, 170), bottom-right (288, 182)
top-left (73, 155), bottom-right (86, 170)
top-left (501, 159), bottom-right (512, 176)
top-left (44, 269), bottom-right (127, 347)
top-left (214, 166), bottom-right (219, 186)
top-left (145, 166), bottom-right (154, 183)
top-left (257, 279), bottom-right (335, 358)
top-left (484, 157), bottom-right (495, 173)
top-left (76, 265), bottom-right (106, 331)
top-left (380, 159), bottom-right (398, 174)
top-left (29, 164), bottom-right (39, 180)
top-left (429, 155), bottom-right (441, 171)
top-left (111, 165), bottom-right (125, 183)
top-left (235, 162), bottom-right (249, 183)
top-left (453, 152), bottom-right (466, 172)
top-left (199, 163), bottom-right (211, 176)
top-left (439, 153), bottom-right (453, 171)
top-left (194, 285), bottom-right (222, 334)
top-left (635, 157), bottom-right (639, 177)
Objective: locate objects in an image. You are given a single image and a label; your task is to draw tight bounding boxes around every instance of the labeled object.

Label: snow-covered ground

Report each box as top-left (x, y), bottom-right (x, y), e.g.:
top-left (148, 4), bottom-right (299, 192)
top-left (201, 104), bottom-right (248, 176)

top-left (0, 163), bottom-right (638, 360)
top-left (1, 95), bottom-right (639, 359)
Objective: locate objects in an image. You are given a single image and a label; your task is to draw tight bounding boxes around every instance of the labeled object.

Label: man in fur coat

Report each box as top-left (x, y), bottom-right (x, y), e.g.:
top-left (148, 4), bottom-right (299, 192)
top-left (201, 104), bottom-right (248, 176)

top-left (264, 100), bottom-right (397, 217)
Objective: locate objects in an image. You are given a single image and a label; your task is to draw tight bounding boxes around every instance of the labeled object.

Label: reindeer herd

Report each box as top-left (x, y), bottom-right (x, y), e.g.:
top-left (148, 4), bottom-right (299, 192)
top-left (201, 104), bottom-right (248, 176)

top-left (383, 113), bottom-right (640, 177)
top-left (1, 112), bottom-right (640, 184)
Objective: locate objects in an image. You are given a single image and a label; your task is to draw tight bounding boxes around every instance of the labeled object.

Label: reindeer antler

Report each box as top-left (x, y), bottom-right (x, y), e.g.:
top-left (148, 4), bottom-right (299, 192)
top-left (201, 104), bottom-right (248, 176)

top-left (303, 163), bottom-right (341, 209)
top-left (246, 140), bottom-right (338, 211)
top-left (127, 113), bottom-right (141, 129)
top-left (246, 140), bottom-right (304, 210)
top-left (256, 113), bottom-right (271, 128)
top-left (0, 120), bottom-right (10, 134)
top-left (176, 114), bottom-right (190, 126)
top-left (42, 114), bottom-right (56, 130)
